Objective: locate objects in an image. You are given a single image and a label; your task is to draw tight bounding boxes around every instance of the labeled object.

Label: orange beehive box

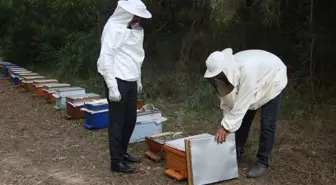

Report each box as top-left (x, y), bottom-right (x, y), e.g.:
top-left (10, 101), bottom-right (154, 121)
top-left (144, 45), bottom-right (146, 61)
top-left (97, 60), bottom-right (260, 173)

top-left (32, 80), bottom-right (58, 96)
top-left (145, 132), bottom-right (184, 162)
top-left (163, 134), bottom-right (215, 181)
top-left (18, 73), bottom-right (39, 87)
top-left (66, 93), bottom-right (102, 119)
top-left (33, 82), bottom-right (59, 97)
top-left (42, 85), bottom-right (72, 102)
top-left (22, 76), bottom-right (45, 90)
top-left (164, 145), bottom-right (188, 180)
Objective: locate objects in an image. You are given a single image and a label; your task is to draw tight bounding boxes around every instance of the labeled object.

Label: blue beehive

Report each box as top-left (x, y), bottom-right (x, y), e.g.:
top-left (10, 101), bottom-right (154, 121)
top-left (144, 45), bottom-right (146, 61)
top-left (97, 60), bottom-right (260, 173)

top-left (129, 110), bottom-right (167, 143)
top-left (11, 71), bottom-right (32, 85)
top-left (82, 99), bottom-right (109, 130)
top-left (2, 64), bottom-right (18, 77)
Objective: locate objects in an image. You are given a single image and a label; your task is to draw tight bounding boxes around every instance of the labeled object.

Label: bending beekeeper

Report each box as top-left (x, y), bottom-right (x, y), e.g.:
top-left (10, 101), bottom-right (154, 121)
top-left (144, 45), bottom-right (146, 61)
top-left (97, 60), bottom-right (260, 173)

top-left (204, 48), bottom-right (288, 178)
top-left (97, 0), bottom-right (151, 173)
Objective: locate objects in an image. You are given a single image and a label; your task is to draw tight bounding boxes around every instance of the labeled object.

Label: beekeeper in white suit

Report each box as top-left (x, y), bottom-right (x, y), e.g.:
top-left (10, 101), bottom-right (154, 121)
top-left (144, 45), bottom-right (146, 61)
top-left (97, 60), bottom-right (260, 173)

top-left (204, 48), bottom-right (288, 178)
top-left (97, 0), bottom-right (151, 173)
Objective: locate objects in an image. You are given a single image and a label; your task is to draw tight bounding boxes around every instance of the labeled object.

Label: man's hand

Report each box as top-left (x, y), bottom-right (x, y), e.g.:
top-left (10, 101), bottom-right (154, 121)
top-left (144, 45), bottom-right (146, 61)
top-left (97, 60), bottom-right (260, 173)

top-left (109, 86), bottom-right (121, 102)
top-left (137, 80), bottom-right (143, 93)
top-left (215, 126), bottom-right (228, 144)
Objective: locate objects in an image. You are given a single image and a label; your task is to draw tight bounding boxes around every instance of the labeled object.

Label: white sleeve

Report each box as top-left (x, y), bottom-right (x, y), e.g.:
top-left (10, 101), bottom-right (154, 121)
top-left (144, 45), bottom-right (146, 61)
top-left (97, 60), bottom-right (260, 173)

top-left (97, 24), bottom-right (123, 88)
top-left (221, 75), bottom-right (255, 132)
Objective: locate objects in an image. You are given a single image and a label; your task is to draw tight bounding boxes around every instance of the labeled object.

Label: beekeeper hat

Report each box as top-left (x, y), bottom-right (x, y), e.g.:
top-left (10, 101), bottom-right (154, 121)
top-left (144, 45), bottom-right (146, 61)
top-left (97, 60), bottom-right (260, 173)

top-left (204, 48), bottom-right (234, 78)
top-left (118, 0), bottom-right (152, 19)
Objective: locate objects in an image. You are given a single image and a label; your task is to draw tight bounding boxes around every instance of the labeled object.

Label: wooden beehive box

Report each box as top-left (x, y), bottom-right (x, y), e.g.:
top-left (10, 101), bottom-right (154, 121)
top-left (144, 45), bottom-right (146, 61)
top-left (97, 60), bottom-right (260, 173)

top-left (18, 73), bottom-right (39, 87)
top-left (145, 132), bottom-right (184, 162)
top-left (53, 87), bottom-right (86, 109)
top-left (163, 134), bottom-right (215, 181)
top-left (33, 82), bottom-right (59, 97)
top-left (11, 71), bottom-right (32, 85)
top-left (42, 84), bottom-right (72, 101)
top-left (65, 93), bottom-right (102, 119)
top-left (9, 68), bottom-right (27, 76)
top-left (164, 134), bottom-right (239, 185)
top-left (22, 76), bottom-right (45, 90)
top-left (32, 79), bottom-right (58, 96)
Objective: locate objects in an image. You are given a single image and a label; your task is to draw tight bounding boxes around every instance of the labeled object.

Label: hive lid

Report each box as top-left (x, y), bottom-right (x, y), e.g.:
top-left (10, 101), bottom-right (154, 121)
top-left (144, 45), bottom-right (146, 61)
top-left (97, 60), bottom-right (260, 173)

top-left (42, 83), bottom-right (71, 89)
top-left (6, 66), bottom-right (20, 69)
top-left (55, 87), bottom-right (84, 92)
top-left (67, 98), bottom-right (102, 107)
top-left (185, 133), bottom-right (239, 185)
top-left (33, 79), bottom-right (58, 83)
top-left (13, 71), bottom-right (32, 75)
top-left (67, 93), bottom-right (100, 100)
top-left (34, 83), bottom-right (59, 88)
top-left (80, 107), bottom-right (109, 114)
top-left (23, 76), bottom-right (45, 80)
top-left (0, 61), bottom-right (12, 65)
top-left (84, 99), bottom-right (108, 106)
top-left (9, 68), bottom-right (27, 71)
top-left (18, 73), bottom-right (38, 77)
top-left (165, 133), bottom-right (213, 152)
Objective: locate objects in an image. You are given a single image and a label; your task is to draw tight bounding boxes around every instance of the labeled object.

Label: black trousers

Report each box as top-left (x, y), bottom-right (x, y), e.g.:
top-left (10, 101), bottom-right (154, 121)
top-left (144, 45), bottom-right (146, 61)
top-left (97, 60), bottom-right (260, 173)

top-left (104, 78), bottom-right (138, 162)
top-left (235, 92), bottom-right (283, 167)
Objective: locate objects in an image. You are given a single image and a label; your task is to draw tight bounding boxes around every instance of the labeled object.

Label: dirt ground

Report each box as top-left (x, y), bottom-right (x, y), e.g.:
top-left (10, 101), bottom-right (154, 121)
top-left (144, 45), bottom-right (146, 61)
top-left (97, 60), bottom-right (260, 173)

top-left (0, 76), bottom-right (335, 185)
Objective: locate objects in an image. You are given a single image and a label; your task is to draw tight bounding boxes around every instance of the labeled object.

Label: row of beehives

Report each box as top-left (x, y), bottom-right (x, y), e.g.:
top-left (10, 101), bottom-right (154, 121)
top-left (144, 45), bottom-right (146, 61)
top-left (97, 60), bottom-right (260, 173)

top-left (0, 61), bottom-right (239, 185)
top-left (0, 61), bottom-right (168, 144)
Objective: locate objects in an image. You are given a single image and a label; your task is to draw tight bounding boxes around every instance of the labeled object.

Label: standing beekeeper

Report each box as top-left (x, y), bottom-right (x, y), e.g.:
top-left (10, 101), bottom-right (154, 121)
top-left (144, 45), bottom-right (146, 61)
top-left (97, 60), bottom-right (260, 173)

top-left (204, 48), bottom-right (288, 178)
top-left (96, 0), bottom-right (151, 173)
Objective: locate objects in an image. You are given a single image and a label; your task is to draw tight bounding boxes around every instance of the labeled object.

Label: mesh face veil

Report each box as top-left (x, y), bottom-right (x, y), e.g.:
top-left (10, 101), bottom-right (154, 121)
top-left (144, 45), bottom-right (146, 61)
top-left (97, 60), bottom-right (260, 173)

top-left (207, 72), bottom-right (234, 97)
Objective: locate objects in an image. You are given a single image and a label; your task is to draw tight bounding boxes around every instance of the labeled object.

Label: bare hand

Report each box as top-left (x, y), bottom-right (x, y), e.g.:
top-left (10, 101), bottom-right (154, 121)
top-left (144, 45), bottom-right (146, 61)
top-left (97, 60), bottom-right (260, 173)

top-left (215, 126), bottom-right (228, 144)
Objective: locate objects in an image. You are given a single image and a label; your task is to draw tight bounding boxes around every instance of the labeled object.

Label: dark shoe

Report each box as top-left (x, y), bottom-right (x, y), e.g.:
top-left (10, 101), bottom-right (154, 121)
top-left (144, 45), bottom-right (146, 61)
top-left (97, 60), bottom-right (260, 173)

top-left (111, 161), bottom-right (136, 173)
top-left (124, 153), bottom-right (140, 163)
top-left (247, 162), bottom-right (269, 178)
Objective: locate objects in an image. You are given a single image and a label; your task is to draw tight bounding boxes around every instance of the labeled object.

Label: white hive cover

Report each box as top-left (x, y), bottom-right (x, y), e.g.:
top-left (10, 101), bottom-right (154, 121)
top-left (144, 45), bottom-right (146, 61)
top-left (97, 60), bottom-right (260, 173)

top-left (186, 133), bottom-right (239, 185)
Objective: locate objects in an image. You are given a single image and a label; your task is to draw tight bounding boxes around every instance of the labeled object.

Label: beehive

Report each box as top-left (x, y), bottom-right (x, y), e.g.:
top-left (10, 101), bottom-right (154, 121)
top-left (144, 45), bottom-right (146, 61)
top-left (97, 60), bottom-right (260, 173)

top-left (8, 68), bottom-right (27, 77)
top-left (2, 64), bottom-right (19, 77)
top-left (145, 132), bottom-right (184, 162)
top-left (65, 93), bottom-right (102, 119)
top-left (163, 133), bottom-right (239, 185)
top-left (22, 76), bottom-right (45, 91)
top-left (42, 86), bottom-right (72, 103)
top-left (53, 87), bottom-right (86, 109)
top-left (33, 82), bottom-right (59, 97)
top-left (81, 99), bottom-right (109, 129)
top-left (31, 79), bottom-right (58, 95)
top-left (129, 110), bottom-right (167, 144)
top-left (11, 71), bottom-right (32, 85)
top-left (18, 73), bottom-right (39, 87)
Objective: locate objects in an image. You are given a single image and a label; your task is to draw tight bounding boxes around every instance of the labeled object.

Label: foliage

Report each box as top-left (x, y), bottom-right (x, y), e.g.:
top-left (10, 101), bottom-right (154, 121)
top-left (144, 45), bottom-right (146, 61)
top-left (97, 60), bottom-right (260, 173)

top-left (0, 0), bottom-right (335, 105)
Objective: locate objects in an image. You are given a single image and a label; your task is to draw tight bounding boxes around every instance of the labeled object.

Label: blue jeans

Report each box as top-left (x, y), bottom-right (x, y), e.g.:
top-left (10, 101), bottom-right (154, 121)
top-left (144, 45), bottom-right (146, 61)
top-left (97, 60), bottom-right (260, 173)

top-left (235, 92), bottom-right (283, 167)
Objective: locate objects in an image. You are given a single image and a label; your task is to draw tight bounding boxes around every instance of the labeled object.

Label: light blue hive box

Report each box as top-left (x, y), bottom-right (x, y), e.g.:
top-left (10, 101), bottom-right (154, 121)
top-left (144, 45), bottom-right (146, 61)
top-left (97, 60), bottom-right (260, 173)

top-left (129, 109), bottom-right (167, 143)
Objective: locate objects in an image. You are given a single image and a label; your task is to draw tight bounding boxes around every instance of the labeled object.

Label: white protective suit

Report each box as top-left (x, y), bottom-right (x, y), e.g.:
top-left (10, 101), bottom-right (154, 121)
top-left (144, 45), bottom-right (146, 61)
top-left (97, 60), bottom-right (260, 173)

top-left (204, 48), bottom-right (288, 133)
top-left (97, 0), bottom-right (151, 100)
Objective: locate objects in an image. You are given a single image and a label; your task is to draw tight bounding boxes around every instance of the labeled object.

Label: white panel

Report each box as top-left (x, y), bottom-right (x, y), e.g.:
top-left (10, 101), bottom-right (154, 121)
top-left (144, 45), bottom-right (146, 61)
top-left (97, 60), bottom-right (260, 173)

top-left (189, 133), bottom-right (239, 185)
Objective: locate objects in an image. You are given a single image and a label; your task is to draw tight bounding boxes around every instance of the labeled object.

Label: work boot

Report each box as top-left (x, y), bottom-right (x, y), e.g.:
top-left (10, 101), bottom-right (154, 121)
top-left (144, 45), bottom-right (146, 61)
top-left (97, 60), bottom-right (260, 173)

top-left (111, 161), bottom-right (136, 173)
top-left (124, 153), bottom-right (140, 163)
top-left (247, 162), bottom-right (269, 178)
